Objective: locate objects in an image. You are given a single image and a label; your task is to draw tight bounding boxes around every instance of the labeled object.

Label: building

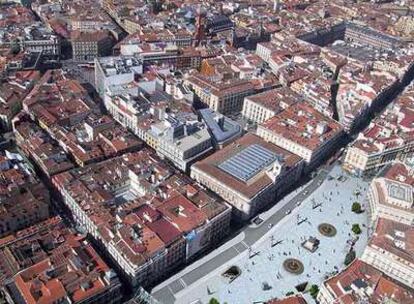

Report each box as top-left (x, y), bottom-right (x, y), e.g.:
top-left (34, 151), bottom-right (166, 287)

top-left (343, 130), bottom-right (414, 177)
top-left (103, 92), bottom-right (151, 137)
top-left (69, 8), bottom-right (120, 34)
top-left (150, 113), bottom-right (213, 172)
top-left (267, 295), bottom-right (308, 304)
top-left (242, 87), bottom-right (300, 125)
top-left (0, 183), bottom-right (50, 238)
top-left (367, 162), bottom-right (414, 226)
top-left (290, 74), bottom-right (335, 118)
top-left (395, 16), bottom-right (414, 37)
top-left (115, 28), bottom-right (201, 68)
top-left (0, 217), bottom-right (123, 304)
top-left (104, 87), bottom-right (213, 172)
top-left (184, 72), bottom-right (255, 115)
top-left (14, 117), bottom-right (74, 177)
top-left (55, 114), bottom-right (143, 167)
top-left (256, 42), bottom-right (279, 62)
top-left (299, 21), bottom-right (402, 51)
top-left (22, 69), bottom-right (143, 167)
top-left (318, 259), bottom-right (414, 304)
top-left (0, 70), bottom-right (41, 130)
top-left (361, 218), bottom-right (414, 288)
top-left (344, 22), bottom-right (402, 51)
top-left (122, 28), bottom-right (193, 47)
top-left (72, 31), bottom-right (114, 62)
top-left (0, 152), bottom-right (50, 238)
top-left (52, 150), bottom-right (231, 288)
top-left (336, 82), bottom-right (377, 133)
top-left (191, 133), bottom-right (303, 220)
top-left (95, 56), bottom-right (143, 98)
top-left (343, 89), bottom-right (414, 175)
top-left (257, 102), bottom-right (344, 170)
top-left (0, 4), bottom-right (61, 57)
top-left (119, 42), bottom-right (204, 70)
top-left (205, 15), bottom-right (234, 35)
top-left (23, 69), bottom-right (96, 132)
top-left (336, 69), bottom-right (399, 134)
top-left (198, 108), bottom-right (242, 149)
top-left (18, 27), bottom-right (61, 56)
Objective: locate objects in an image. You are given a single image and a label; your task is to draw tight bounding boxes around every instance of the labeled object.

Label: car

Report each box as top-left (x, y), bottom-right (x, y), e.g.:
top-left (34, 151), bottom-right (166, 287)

top-left (296, 201), bottom-right (301, 207)
top-left (303, 190), bottom-right (309, 195)
top-left (285, 210), bottom-right (291, 215)
top-left (268, 223), bottom-right (273, 229)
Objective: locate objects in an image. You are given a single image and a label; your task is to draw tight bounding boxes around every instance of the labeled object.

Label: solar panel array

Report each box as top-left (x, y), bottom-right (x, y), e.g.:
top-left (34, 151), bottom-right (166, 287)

top-left (218, 144), bottom-right (279, 182)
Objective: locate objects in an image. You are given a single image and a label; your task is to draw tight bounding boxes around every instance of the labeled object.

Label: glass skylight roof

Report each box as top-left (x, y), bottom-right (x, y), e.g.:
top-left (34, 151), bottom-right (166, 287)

top-left (218, 144), bottom-right (279, 182)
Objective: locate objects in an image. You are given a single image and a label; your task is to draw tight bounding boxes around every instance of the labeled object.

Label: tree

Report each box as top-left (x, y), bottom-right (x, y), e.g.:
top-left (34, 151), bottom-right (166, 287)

top-left (344, 250), bottom-right (356, 266)
top-left (352, 202), bottom-right (362, 214)
top-left (352, 224), bottom-right (362, 235)
top-left (309, 284), bottom-right (319, 299)
top-left (209, 298), bottom-right (220, 304)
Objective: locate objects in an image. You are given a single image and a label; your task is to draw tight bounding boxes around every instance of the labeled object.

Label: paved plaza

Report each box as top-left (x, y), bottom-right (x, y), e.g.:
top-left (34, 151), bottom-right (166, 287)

top-left (171, 165), bottom-right (369, 304)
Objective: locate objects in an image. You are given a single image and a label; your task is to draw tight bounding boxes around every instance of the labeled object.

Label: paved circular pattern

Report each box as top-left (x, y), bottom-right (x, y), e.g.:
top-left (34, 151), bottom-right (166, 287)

top-left (283, 258), bottom-right (304, 275)
top-left (318, 223), bottom-right (337, 237)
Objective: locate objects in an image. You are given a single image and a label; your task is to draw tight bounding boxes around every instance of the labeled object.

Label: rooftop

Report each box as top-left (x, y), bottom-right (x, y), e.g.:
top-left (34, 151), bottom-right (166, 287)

top-left (198, 108), bottom-right (242, 146)
top-left (370, 218), bottom-right (414, 264)
top-left (323, 259), bottom-right (414, 304)
top-left (14, 118), bottom-right (74, 176)
top-left (346, 89), bottom-right (414, 157)
top-left (218, 144), bottom-right (280, 182)
top-left (0, 217), bottom-right (121, 304)
top-left (244, 87), bottom-right (302, 114)
top-left (159, 165), bottom-right (370, 304)
top-left (53, 149), bottom-right (229, 268)
top-left (185, 72), bottom-right (254, 98)
top-left (192, 133), bottom-right (302, 199)
top-left (267, 295), bottom-right (308, 304)
top-left (259, 102), bottom-right (343, 152)
top-left (96, 56), bottom-right (143, 77)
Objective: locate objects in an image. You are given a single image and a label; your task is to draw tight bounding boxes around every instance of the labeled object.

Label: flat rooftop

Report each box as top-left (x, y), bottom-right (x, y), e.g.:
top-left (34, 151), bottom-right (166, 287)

top-left (96, 56), bottom-right (143, 77)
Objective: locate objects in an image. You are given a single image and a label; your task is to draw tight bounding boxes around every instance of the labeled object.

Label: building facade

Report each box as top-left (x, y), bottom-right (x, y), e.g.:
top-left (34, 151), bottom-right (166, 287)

top-left (257, 102), bottom-right (344, 170)
top-left (367, 162), bottom-right (414, 225)
top-left (361, 218), bottom-right (414, 288)
top-left (191, 134), bottom-right (303, 220)
top-left (185, 73), bottom-right (255, 115)
top-left (52, 150), bottom-right (231, 288)
top-left (72, 31), bottom-right (114, 62)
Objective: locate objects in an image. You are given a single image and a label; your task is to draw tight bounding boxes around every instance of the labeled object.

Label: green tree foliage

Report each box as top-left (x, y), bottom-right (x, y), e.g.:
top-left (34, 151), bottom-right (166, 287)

top-left (344, 250), bottom-right (356, 266)
top-left (309, 285), bottom-right (319, 299)
top-left (352, 224), bottom-right (362, 235)
top-left (209, 298), bottom-right (220, 304)
top-left (352, 202), bottom-right (362, 214)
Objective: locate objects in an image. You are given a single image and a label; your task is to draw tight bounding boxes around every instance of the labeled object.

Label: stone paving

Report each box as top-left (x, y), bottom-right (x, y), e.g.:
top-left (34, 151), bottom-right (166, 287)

top-left (174, 165), bottom-right (369, 304)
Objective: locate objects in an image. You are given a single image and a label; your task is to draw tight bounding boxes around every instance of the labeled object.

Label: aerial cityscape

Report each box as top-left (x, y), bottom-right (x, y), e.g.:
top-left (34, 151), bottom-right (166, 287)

top-left (0, 0), bottom-right (413, 303)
